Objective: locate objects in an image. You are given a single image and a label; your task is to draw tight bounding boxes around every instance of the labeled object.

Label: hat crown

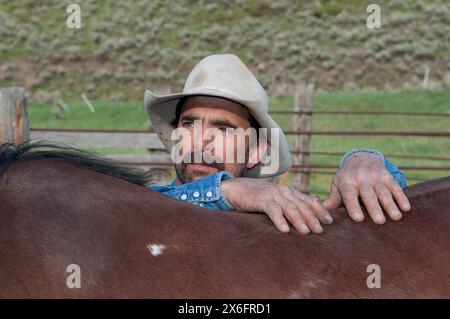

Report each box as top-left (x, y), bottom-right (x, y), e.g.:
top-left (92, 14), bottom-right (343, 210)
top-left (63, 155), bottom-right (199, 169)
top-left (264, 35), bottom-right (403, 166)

top-left (183, 54), bottom-right (269, 112)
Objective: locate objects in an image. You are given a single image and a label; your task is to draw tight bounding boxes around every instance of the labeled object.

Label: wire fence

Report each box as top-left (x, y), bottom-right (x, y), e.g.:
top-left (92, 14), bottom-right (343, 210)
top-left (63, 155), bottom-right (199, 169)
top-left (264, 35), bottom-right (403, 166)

top-left (2, 86), bottom-right (448, 192)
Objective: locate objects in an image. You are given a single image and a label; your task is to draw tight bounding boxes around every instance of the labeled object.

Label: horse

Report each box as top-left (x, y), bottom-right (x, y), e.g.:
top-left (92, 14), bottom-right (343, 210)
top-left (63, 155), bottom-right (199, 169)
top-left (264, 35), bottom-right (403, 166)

top-left (0, 141), bottom-right (449, 298)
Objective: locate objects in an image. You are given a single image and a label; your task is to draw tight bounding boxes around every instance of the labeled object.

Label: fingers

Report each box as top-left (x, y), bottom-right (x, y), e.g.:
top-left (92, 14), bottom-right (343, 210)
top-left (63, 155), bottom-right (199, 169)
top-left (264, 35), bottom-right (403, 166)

top-left (387, 179), bottom-right (411, 212)
top-left (291, 200), bottom-right (323, 234)
top-left (305, 195), bottom-right (334, 225)
top-left (359, 184), bottom-right (386, 224)
top-left (340, 180), bottom-right (408, 225)
top-left (281, 200), bottom-right (312, 235)
top-left (374, 183), bottom-right (402, 221)
top-left (286, 190), bottom-right (334, 234)
top-left (260, 182), bottom-right (336, 234)
top-left (264, 199), bottom-right (321, 235)
top-left (333, 158), bottom-right (411, 225)
top-left (264, 202), bottom-right (290, 233)
top-left (340, 183), bottom-right (365, 222)
top-left (265, 188), bottom-right (332, 235)
top-left (323, 181), bottom-right (342, 210)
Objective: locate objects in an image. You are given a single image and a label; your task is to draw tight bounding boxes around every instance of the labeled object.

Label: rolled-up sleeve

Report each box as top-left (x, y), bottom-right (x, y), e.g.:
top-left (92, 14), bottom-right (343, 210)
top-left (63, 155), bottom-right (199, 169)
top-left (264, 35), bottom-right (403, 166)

top-left (383, 158), bottom-right (407, 188)
top-left (149, 171), bottom-right (236, 211)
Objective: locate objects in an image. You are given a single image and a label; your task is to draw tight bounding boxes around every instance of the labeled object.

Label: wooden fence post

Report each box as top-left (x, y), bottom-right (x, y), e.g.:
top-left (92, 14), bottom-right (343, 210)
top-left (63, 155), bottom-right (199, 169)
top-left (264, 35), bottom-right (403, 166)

top-left (0, 87), bottom-right (30, 144)
top-left (147, 85), bottom-right (173, 184)
top-left (292, 82), bottom-right (314, 194)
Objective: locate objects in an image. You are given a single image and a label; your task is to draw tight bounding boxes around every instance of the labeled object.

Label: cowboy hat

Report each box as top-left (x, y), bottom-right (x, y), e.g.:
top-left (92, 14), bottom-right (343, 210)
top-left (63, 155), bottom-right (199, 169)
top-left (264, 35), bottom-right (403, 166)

top-left (144, 54), bottom-right (292, 178)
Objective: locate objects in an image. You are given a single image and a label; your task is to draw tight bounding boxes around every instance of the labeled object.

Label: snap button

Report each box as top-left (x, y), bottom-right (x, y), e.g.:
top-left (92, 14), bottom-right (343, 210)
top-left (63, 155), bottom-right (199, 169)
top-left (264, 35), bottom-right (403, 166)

top-left (180, 194), bottom-right (188, 200)
top-left (193, 191), bottom-right (200, 198)
top-left (205, 191), bottom-right (213, 198)
top-left (199, 203), bottom-right (204, 207)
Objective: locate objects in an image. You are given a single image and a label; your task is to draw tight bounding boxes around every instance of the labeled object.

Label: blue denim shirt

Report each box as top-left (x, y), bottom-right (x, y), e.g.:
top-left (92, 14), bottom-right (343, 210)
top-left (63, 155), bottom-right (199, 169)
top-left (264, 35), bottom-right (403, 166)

top-left (149, 148), bottom-right (407, 211)
top-left (149, 170), bottom-right (236, 211)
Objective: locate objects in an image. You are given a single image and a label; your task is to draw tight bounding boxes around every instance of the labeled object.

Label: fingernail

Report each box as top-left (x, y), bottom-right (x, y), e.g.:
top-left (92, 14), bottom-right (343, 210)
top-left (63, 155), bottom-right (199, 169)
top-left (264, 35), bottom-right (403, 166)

top-left (375, 215), bottom-right (386, 223)
top-left (300, 224), bottom-right (310, 234)
top-left (356, 213), bottom-right (364, 222)
top-left (392, 210), bottom-right (402, 219)
top-left (325, 215), bottom-right (333, 224)
top-left (315, 223), bottom-right (323, 233)
top-left (282, 224), bottom-right (290, 233)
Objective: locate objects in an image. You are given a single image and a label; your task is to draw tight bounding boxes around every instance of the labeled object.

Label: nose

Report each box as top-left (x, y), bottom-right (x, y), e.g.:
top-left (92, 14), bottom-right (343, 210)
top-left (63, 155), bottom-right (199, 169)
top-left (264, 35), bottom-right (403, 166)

top-left (192, 123), bottom-right (215, 153)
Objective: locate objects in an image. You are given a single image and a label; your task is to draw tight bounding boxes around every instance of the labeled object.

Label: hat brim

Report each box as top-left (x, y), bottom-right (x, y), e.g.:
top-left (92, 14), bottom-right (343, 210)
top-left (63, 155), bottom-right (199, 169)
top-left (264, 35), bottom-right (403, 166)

top-left (144, 89), bottom-right (292, 178)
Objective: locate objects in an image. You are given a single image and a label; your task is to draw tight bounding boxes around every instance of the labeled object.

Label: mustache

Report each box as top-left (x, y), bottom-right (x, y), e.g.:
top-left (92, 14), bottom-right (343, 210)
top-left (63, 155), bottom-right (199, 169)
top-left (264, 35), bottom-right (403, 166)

top-left (181, 152), bottom-right (225, 171)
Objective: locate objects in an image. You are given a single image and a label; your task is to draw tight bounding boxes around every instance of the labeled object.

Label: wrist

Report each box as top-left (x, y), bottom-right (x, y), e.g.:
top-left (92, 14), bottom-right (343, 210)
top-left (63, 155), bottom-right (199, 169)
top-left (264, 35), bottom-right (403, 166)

top-left (220, 179), bottom-right (234, 206)
top-left (340, 148), bottom-right (384, 168)
top-left (222, 178), bottom-right (249, 211)
top-left (218, 172), bottom-right (237, 210)
top-left (346, 152), bottom-right (383, 166)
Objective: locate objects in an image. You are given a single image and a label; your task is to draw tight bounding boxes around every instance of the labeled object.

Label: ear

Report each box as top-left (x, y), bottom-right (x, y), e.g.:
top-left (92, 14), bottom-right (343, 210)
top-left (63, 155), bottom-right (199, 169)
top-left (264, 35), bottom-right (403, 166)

top-left (246, 138), bottom-right (268, 170)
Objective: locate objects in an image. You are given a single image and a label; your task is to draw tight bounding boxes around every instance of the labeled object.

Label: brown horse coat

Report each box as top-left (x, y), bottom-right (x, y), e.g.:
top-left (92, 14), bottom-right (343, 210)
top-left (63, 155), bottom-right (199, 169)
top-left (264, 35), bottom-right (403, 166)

top-left (0, 144), bottom-right (449, 298)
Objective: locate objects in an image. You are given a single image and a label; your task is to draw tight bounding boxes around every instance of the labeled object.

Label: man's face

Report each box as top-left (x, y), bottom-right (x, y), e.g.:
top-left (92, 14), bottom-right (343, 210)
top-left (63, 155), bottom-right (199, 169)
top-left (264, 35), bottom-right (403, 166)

top-left (173, 96), bottom-right (259, 184)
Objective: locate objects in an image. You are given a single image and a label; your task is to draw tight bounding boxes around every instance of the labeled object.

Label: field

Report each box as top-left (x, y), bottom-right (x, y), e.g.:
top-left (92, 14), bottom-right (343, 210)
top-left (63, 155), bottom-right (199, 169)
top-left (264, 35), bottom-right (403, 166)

top-left (1, 0), bottom-right (450, 101)
top-left (27, 89), bottom-right (450, 197)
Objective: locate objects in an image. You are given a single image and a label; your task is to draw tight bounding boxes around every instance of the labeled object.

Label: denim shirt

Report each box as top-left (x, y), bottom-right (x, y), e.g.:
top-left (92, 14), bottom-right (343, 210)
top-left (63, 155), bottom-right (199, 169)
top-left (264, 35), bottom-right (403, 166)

top-left (149, 170), bottom-right (236, 211)
top-left (149, 148), bottom-right (407, 211)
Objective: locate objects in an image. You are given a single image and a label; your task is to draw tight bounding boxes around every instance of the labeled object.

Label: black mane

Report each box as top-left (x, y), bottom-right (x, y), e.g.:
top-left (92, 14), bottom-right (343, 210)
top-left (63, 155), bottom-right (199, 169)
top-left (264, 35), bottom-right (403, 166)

top-left (0, 141), bottom-right (154, 186)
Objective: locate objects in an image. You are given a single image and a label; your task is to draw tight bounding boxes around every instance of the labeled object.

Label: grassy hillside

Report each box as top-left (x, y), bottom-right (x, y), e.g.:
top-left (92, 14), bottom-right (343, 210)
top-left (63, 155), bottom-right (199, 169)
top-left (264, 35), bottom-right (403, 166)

top-left (1, 0), bottom-right (450, 101)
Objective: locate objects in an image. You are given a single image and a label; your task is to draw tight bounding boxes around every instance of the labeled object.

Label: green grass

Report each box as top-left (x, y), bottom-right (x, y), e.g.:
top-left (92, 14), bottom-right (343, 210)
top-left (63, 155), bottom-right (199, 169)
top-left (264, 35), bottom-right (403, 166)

top-left (29, 100), bottom-right (150, 130)
top-left (27, 89), bottom-right (450, 196)
top-left (1, 0), bottom-right (449, 100)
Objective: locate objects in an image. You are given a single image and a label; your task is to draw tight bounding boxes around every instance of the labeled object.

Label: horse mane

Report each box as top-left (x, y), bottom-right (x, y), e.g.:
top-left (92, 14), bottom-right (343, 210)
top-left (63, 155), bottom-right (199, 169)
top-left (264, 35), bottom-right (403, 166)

top-left (0, 141), bottom-right (154, 186)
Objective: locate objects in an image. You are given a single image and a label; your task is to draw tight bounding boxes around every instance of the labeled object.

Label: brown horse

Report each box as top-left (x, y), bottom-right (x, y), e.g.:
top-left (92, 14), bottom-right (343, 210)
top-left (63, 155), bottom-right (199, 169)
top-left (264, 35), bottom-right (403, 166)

top-left (0, 142), bottom-right (449, 298)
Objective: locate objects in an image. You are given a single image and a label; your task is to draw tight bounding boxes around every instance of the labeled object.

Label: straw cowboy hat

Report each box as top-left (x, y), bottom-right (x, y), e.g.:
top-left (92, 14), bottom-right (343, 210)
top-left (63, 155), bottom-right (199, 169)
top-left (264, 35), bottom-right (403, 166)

top-left (144, 53), bottom-right (292, 178)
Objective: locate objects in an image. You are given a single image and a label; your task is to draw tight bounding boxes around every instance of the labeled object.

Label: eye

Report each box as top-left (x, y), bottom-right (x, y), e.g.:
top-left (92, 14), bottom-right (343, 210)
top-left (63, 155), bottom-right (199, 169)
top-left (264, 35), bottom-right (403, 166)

top-left (182, 120), bottom-right (194, 127)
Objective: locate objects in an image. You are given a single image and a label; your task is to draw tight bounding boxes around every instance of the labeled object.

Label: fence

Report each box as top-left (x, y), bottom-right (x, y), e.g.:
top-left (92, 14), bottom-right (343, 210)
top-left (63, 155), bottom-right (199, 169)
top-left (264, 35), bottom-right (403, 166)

top-left (1, 86), bottom-right (449, 192)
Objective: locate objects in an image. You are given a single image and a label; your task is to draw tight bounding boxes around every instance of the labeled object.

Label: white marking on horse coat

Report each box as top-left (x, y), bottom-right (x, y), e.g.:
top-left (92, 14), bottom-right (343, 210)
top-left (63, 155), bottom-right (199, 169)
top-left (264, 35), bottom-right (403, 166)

top-left (147, 243), bottom-right (166, 256)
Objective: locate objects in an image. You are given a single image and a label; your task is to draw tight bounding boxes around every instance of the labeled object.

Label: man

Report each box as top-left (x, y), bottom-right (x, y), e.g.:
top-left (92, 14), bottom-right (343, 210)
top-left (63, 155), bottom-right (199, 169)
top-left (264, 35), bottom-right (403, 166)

top-left (145, 54), bottom-right (410, 234)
